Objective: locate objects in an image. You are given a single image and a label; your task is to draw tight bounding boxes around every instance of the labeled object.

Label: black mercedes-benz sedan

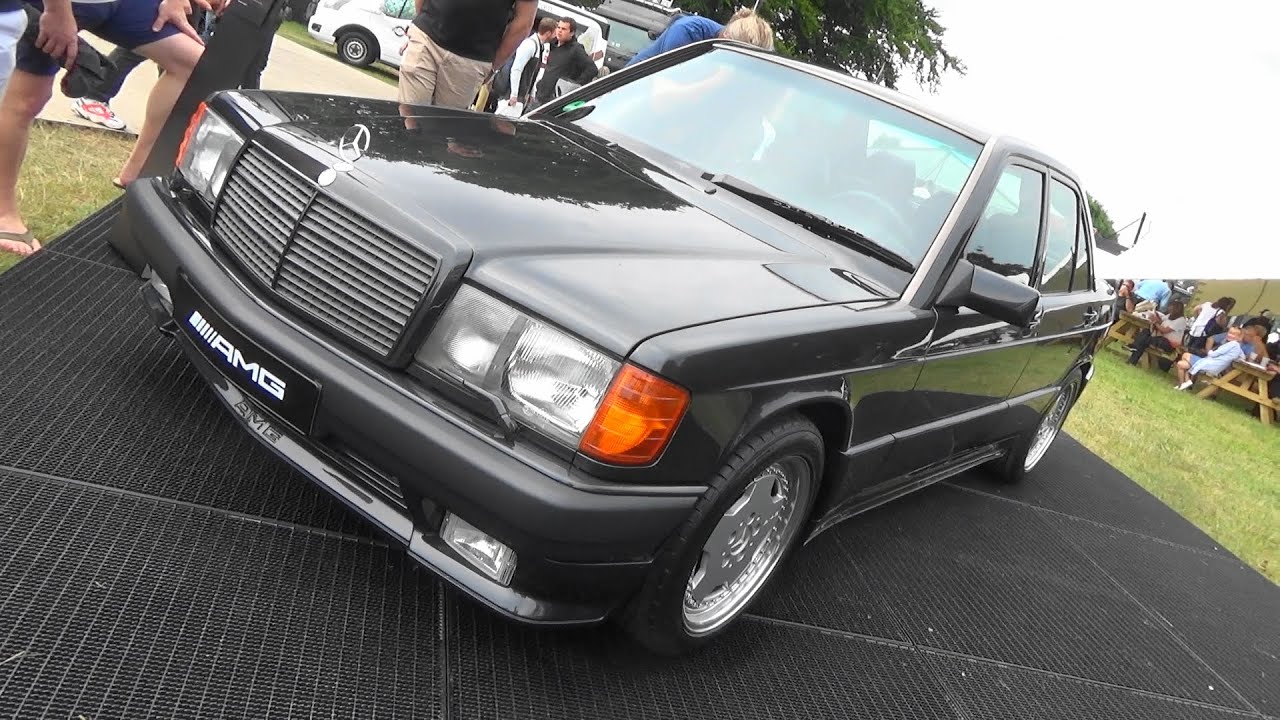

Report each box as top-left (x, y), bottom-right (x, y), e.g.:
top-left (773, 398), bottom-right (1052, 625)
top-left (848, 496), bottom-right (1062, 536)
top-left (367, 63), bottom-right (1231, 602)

top-left (121, 39), bottom-right (1113, 655)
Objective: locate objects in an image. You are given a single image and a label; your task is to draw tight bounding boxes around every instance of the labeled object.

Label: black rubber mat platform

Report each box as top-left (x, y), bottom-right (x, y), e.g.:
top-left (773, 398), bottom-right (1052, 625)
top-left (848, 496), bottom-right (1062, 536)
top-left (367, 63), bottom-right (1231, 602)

top-left (2, 209), bottom-right (1277, 720)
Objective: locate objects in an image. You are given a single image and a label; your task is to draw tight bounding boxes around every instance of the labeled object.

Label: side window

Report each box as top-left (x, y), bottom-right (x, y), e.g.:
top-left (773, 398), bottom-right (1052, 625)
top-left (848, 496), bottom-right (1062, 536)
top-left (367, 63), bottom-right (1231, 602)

top-left (382, 0), bottom-right (410, 18)
top-left (1038, 178), bottom-right (1080, 293)
top-left (962, 164), bottom-right (1043, 285)
top-left (1071, 212), bottom-right (1093, 292)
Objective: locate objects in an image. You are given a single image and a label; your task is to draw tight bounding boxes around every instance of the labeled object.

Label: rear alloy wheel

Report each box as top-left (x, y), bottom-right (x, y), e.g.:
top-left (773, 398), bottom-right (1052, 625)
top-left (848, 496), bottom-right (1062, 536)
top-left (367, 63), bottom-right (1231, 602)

top-left (996, 369), bottom-right (1083, 483)
top-left (337, 32), bottom-right (376, 67)
top-left (623, 415), bottom-right (822, 655)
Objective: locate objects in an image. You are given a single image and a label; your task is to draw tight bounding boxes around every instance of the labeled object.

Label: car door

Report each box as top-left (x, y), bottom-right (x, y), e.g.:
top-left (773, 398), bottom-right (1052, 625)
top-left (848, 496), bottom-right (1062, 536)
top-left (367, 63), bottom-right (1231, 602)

top-left (1009, 173), bottom-right (1107, 405)
top-left (376, 0), bottom-right (413, 66)
top-left (878, 160), bottom-right (1048, 477)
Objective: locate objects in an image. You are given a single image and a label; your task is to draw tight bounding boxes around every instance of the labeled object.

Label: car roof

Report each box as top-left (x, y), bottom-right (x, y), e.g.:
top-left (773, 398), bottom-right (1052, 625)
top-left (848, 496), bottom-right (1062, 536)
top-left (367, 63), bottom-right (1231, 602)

top-left (714, 42), bottom-right (1085, 181)
top-left (539, 0), bottom-right (612, 29)
top-left (589, 0), bottom-right (680, 30)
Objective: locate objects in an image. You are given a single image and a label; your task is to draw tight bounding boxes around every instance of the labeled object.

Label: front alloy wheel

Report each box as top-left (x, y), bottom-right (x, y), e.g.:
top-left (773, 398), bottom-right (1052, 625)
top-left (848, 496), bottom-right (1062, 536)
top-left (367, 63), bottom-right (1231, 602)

top-left (682, 456), bottom-right (810, 636)
top-left (623, 414), bottom-right (822, 655)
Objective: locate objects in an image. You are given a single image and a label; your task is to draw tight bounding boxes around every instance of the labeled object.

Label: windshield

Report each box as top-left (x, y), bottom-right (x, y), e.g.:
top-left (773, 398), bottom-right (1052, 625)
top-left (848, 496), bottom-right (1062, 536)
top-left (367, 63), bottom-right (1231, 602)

top-left (604, 20), bottom-right (656, 56)
top-left (564, 48), bottom-right (984, 266)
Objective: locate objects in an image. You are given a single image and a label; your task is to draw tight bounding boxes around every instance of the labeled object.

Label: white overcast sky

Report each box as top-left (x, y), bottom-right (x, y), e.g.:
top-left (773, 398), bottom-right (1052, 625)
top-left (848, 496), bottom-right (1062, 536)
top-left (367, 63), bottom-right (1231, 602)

top-left (897, 0), bottom-right (1280, 277)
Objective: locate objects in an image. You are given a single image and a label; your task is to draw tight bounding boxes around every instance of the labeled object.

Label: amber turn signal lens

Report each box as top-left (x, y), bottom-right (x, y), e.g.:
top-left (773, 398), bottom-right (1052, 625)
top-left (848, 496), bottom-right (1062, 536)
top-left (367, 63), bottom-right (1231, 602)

top-left (580, 364), bottom-right (690, 466)
top-left (176, 101), bottom-right (208, 169)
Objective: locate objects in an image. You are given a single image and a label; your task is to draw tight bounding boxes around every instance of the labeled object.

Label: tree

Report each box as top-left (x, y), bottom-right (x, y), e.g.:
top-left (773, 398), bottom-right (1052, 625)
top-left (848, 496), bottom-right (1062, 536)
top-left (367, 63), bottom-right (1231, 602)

top-left (1087, 195), bottom-right (1117, 241)
top-left (670, 0), bottom-right (964, 91)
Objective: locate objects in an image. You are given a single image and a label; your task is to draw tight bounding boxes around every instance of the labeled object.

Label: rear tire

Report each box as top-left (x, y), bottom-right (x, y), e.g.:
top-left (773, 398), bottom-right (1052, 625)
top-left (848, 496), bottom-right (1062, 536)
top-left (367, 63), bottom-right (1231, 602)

top-left (622, 414), bottom-right (823, 656)
top-left (336, 30), bottom-right (377, 67)
top-left (995, 369), bottom-right (1083, 484)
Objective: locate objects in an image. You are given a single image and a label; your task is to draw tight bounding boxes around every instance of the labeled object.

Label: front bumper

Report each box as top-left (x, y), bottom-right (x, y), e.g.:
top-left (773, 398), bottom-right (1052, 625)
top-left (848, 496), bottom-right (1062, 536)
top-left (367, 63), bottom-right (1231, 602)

top-left (125, 178), bottom-right (704, 626)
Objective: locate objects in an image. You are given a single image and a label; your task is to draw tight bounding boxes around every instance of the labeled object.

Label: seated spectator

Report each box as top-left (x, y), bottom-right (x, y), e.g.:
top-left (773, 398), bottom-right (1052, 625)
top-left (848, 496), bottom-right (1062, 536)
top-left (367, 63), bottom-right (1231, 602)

top-left (1111, 279), bottom-right (1133, 322)
top-left (1129, 278), bottom-right (1172, 313)
top-left (1174, 326), bottom-right (1245, 391)
top-left (1186, 296), bottom-right (1235, 353)
top-left (1243, 309), bottom-right (1273, 336)
top-left (1239, 324), bottom-right (1269, 363)
top-left (1126, 300), bottom-right (1186, 368)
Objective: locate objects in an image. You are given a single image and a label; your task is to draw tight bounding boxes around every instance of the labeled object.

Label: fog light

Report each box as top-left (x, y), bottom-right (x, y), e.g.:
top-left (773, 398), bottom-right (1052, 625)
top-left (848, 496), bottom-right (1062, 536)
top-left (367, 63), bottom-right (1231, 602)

top-left (440, 513), bottom-right (517, 586)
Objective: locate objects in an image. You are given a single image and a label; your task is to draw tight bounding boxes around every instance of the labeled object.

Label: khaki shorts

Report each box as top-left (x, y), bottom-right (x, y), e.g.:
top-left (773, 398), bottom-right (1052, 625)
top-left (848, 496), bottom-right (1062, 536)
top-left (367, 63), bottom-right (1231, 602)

top-left (397, 25), bottom-right (488, 109)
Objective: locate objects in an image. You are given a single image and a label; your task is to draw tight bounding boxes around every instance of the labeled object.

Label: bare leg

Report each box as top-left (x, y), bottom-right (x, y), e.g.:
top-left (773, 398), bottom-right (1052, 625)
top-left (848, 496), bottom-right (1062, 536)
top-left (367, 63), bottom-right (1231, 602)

top-left (114, 34), bottom-right (204, 185)
top-left (0, 70), bottom-right (54, 255)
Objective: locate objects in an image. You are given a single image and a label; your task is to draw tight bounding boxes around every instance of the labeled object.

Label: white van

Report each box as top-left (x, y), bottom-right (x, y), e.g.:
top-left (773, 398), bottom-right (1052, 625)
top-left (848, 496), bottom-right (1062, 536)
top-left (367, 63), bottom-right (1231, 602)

top-left (307, 0), bottom-right (611, 72)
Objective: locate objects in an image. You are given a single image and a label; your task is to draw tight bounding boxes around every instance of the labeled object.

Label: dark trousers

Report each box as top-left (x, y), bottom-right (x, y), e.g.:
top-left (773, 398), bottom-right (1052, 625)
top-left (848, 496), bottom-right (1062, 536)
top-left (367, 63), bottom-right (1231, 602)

top-left (1127, 329), bottom-right (1175, 370)
top-left (85, 45), bottom-right (149, 103)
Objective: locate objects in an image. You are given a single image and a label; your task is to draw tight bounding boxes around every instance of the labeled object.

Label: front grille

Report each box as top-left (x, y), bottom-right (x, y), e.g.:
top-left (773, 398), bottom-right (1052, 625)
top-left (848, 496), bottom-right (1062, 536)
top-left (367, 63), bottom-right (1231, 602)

top-left (211, 144), bottom-right (440, 357)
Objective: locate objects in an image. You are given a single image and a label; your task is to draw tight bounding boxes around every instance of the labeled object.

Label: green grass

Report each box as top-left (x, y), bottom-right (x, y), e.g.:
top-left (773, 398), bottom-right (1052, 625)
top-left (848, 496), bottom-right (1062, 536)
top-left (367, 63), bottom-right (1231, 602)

top-left (275, 20), bottom-right (400, 87)
top-left (0, 122), bottom-right (134, 273)
top-left (1066, 349), bottom-right (1279, 582)
top-left (1193, 279), bottom-right (1279, 316)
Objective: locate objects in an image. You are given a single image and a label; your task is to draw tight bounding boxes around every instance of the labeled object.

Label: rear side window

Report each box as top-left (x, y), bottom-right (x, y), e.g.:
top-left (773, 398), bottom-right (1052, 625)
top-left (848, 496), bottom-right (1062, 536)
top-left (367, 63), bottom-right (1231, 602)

top-left (962, 164), bottom-right (1044, 286)
top-left (1038, 179), bottom-right (1080, 293)
top-left (1071, 214), bottom-right (1093, 292)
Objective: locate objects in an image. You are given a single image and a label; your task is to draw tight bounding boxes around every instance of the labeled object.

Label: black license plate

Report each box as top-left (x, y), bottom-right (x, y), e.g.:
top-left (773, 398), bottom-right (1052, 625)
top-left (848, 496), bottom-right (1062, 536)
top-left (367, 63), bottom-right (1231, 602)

top-left (172, 277), bottom-right (321, 434)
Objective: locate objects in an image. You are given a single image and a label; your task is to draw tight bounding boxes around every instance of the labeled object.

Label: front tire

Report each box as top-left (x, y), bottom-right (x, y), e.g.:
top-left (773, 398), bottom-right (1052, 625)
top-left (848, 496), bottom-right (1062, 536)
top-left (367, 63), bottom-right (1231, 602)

top-left (995, 369), bottom-right (1083, 483)
top-left (622, 414), bottom-right (823, 656)
top-left (337, 31), bottom-right (377, 67)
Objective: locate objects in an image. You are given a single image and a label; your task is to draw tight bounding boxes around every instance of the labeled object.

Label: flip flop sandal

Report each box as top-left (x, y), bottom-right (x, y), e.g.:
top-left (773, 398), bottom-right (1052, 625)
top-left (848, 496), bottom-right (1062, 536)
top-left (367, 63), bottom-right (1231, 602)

top-left (0, 230), bottom-right (40, 254)
top-left (112, 178), bottom-right (127, 190)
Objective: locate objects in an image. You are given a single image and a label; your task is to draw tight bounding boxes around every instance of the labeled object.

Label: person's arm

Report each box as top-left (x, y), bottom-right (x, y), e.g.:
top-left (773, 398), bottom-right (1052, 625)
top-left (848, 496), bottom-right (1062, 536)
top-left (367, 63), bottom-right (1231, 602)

top-left (491, 0), bottom-right (536, 73)
top-left (507, 38), bottom-right (535, 103)
top-left (414, 0), bottom-right (425, 15)
top-left (571, 44), bottom-right (596, 84)
top-left (34, 0), bottom-right (79, 65)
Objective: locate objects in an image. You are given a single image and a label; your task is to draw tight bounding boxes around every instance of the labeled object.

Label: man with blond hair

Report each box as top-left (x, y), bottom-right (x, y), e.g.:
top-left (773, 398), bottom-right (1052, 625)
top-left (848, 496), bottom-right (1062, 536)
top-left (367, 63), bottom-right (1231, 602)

top-left (625, 7), bottom-right (772, 67)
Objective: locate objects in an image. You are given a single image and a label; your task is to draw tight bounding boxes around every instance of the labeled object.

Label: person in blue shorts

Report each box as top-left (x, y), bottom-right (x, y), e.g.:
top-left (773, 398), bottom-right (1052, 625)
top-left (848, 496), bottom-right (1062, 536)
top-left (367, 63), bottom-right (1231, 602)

top-left (0, 0), bottom-right (26, 102)
top-left (625, 7), bottom-right (773, 68)
top-left (0, 0), bottom-right (218, 256)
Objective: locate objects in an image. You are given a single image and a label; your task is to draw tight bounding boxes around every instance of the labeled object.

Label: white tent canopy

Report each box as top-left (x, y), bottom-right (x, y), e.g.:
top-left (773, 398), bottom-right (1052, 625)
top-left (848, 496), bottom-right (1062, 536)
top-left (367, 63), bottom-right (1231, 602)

top-left (1093, 238), bottom-right (1280, 281)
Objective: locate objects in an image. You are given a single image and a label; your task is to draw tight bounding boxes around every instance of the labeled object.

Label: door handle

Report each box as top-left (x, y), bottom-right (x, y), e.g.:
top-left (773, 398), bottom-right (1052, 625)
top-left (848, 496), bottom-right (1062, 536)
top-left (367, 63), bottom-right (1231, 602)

top-left (1082, 307), bottom-right (1100, 325)
top-left (1026, 308), bottom-right (1046, 331)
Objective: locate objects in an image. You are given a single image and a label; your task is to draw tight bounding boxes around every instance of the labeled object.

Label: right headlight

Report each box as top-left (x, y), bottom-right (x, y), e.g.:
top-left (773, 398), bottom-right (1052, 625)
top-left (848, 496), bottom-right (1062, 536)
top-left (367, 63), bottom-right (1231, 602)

top-left (417, 285), bottom-right (689, 465)
top-left (176, 103), bottom-right (244, 206)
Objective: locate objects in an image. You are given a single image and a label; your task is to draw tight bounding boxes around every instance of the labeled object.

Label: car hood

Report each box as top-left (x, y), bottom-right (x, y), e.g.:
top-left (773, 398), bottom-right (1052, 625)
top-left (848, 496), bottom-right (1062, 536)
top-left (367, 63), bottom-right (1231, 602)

top-left (266, 107), bottom-right (892, 356)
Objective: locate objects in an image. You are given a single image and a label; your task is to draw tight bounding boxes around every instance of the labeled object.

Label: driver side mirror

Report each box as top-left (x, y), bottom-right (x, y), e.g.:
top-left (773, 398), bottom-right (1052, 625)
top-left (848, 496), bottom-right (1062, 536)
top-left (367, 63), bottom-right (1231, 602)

top-left (937, 258), bottom-right (1041, 327)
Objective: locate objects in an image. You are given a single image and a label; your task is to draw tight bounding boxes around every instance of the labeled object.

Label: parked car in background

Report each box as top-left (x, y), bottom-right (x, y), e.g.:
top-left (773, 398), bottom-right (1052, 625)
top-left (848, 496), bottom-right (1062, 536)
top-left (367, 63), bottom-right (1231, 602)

top-left (308, 0), bottom-right (610, 71)
top-left (124, 39), bottom-right (1112, 656)
top-left (588, 0), bottom-right (681, 72)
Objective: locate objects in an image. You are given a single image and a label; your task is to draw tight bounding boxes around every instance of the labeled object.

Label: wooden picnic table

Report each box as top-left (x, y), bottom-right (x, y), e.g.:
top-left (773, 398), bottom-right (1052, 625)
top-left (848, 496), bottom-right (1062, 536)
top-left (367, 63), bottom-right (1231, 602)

top-left (1197, 359), bottom-right (1279, 426)
top-left (1099, 311), bottom-right (1178, 370)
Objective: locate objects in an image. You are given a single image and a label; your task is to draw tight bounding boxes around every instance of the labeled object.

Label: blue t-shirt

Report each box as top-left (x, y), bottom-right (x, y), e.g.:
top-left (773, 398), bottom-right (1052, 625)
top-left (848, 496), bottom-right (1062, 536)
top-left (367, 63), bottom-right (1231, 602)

top-left (626, 15), bottom-right (724, 66)
top-left (0, 0), bottom-right (23, 14)
top-left (1133, 279), bottom-right (1171, 310)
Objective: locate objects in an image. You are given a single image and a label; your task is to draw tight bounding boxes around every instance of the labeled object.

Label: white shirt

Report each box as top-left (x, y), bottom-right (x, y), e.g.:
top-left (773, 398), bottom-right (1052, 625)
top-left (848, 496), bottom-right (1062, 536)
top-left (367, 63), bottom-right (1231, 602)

top-left (1150, 312), bottom-right (1188, 343)
top-left (578, 25), bottom-right (605, 69)
top-left (508, 33), bottom-right (542, 102)
top-left (1189, 303), bottom-right (1221, 337)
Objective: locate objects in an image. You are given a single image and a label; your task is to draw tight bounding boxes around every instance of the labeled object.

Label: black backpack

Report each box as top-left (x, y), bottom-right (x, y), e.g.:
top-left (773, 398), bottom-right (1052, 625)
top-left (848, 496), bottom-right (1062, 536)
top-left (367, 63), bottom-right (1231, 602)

top-left (492, 35), bottom-right (542, 102)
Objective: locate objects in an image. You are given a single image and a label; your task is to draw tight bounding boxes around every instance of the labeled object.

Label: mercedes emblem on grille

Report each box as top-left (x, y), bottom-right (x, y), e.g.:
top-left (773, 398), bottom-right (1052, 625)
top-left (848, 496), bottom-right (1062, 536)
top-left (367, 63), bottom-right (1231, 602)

top-left (338, 124), bottom-right (371, 164)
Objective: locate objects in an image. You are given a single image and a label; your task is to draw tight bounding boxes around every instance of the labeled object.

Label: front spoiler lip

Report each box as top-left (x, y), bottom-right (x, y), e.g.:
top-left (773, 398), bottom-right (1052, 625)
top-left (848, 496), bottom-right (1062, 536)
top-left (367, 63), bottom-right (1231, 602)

top-left (139, 279), bottom-right (616, 627)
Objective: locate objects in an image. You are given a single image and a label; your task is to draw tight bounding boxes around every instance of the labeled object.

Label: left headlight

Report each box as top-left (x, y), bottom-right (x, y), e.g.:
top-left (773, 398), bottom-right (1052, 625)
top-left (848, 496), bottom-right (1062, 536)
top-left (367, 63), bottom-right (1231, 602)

top-left (176, 103), bottom-right (245, 205)
top-left (417, 285), bottom-right (689, 465)
top-left (417, 284), bottom-right (620, 447)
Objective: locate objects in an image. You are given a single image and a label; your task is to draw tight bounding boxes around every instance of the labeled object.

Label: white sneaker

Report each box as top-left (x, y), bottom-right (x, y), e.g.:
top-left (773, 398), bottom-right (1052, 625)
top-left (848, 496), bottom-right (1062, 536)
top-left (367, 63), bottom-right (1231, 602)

top-left (71, 98), bottom-right (128, 132)
top-left (1176, 380), bottom-right (1193, 391)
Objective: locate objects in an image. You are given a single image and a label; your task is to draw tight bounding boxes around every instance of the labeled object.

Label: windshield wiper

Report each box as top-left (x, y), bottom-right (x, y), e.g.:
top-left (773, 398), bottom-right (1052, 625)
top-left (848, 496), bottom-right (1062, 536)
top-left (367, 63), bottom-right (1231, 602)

top-left (703, 172), bottom-right (916, 273)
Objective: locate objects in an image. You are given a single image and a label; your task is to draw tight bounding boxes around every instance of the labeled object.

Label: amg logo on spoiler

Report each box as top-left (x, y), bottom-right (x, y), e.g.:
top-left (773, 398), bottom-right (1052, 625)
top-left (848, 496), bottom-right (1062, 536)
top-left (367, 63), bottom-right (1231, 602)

top-left (187, 310), bottom-right (287, 402)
